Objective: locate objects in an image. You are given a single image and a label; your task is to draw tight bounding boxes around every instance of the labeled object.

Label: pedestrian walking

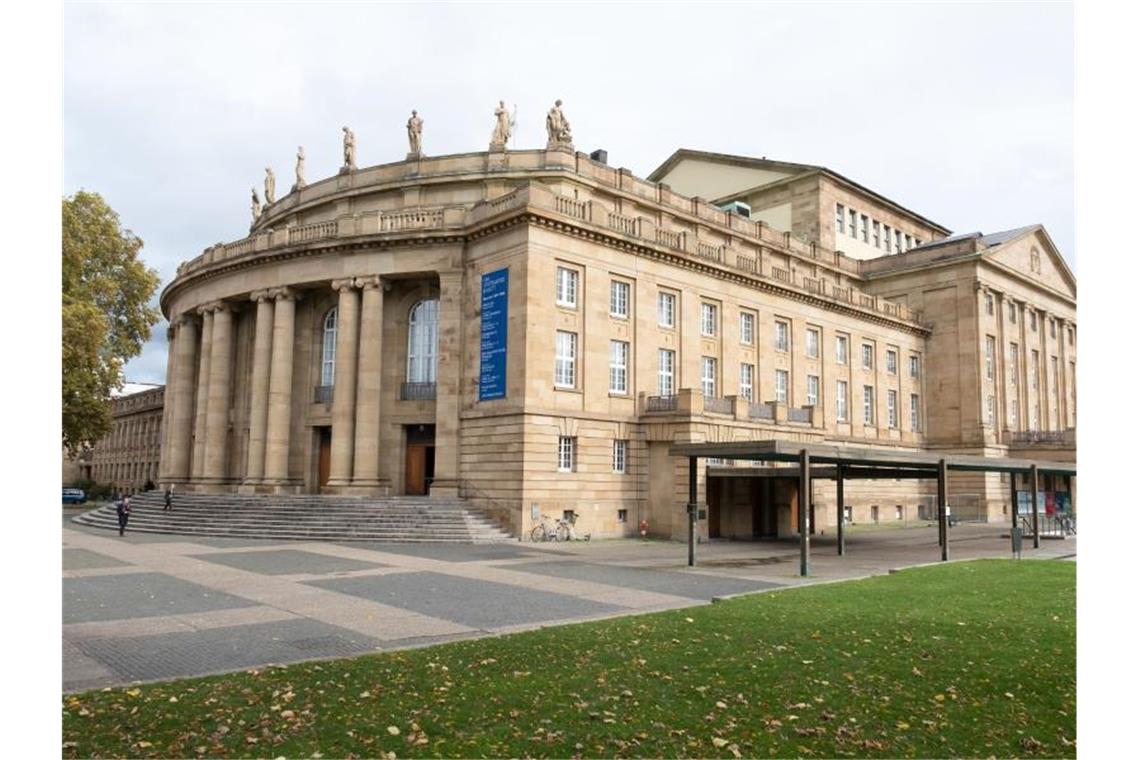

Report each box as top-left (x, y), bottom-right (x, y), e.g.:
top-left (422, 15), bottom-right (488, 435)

top-left (117, 494), bottom-right (131, 536)
top-left (164, 483), bottom-right (173, 512)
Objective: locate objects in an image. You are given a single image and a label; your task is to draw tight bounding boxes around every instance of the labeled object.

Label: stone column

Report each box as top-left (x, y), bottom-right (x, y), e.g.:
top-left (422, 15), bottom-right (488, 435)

top-left (994, 291), bottom-right (1007, 442)
top-left (158, 324), bottom-right (177, 482)
top-left (191, 308), bottom-right (214, 480)
top-left (328, 279), bottom-right (361, 488)
top-left (264, 288), bottom-right (298, 486)
top-left (432, 270), bottom-right (464, 497)
top-left (244, 291), bottom-right (275, 485)
top-left (352, 276), bottom-right (386, 489)
top-left (1057, 318), bottom-right (1070, 428)
top-left (202, 302), bottom-right (235, 483)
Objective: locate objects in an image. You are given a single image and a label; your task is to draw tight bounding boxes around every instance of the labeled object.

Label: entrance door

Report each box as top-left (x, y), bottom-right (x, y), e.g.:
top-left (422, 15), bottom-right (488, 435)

top-left (317, 427), bottom-right (332, 488)
top-left (406, 445), bottom-right (427, 495)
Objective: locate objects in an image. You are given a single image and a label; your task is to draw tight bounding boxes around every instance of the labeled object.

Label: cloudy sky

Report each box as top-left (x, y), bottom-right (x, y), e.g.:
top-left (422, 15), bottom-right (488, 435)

top-left (63, 2), bottom-right (1073, 384)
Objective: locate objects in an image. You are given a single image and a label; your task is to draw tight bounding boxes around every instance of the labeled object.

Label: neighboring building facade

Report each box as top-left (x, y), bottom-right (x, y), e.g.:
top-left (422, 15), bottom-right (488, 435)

top-left (157, 140), bottom-right (1075, 538)
top-left (85, 383), bottom-right (166, 492)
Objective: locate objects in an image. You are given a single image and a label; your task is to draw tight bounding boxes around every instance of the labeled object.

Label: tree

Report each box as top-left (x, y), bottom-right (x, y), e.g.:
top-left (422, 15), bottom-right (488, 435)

top-left (62, 191), bottom-right (161, 455)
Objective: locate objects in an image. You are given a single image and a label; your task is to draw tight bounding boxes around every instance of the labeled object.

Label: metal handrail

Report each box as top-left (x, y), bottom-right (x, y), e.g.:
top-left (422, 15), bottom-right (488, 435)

top-left (314, 385), bottom-right (333, 404)
top-left (400, 382), bottom-right (437, 400)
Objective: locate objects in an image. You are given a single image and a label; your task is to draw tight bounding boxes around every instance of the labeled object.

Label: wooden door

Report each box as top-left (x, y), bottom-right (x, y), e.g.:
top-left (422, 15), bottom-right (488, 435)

top-left (318, 428), bottom-right (332, 487)
top-left (406, 444), bottom-right (426, 495)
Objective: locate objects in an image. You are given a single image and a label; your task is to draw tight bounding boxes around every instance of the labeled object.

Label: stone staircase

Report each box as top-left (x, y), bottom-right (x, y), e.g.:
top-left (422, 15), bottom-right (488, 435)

top-left (71, 491), bottom-right (515, 543)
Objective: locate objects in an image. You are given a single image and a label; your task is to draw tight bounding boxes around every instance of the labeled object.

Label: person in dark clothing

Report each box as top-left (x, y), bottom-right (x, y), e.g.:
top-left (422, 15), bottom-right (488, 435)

top-left (116, 494), bottom-right (131, 536)
top-left (164, 484), bottom-right (173, 512)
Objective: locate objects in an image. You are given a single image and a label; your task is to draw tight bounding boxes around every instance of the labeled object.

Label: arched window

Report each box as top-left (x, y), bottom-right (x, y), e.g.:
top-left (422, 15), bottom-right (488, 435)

top-left (407, 299), bottom-right (439, 383)
top-left (321, 307), bottom-right (337, 386)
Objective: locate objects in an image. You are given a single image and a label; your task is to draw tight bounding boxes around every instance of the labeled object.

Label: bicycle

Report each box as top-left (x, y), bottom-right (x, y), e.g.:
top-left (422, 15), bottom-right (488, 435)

top-left (530, 514), bottom-right (571, 542)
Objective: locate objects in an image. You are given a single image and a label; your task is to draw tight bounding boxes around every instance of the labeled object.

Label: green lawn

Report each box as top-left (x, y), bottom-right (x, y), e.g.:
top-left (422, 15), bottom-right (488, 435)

top-left (62, 559), bottom-right (1075, 758)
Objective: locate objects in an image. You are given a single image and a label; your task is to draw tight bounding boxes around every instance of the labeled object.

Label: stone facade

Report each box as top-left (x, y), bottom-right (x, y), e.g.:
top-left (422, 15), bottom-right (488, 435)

top-left (83, 384), bottom-right (165, 492)
top-left (157, 144), bottom-right (1075, 539)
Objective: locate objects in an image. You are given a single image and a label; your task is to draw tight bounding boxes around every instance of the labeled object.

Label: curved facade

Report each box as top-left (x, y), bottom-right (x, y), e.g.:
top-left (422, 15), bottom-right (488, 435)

top-left (158, 146), bottom-right (1075, 538)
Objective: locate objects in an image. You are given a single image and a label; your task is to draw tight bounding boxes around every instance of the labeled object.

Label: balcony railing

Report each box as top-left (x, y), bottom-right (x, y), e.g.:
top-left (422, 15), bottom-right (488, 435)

top-left (400, 382), bottom-right (437, 400)
top-left (788, 407), bottom-right (812, 423)
top-left (645, 394), bottom-right (678, 412)
top-left (703, 396), bottom-right (733, 414)
top-left (1008, 429), bottom-right (1073, 445)
top-left (749, 402), bottom-right (775, 420)
top-left (314, 385), bottom-right (333, 404)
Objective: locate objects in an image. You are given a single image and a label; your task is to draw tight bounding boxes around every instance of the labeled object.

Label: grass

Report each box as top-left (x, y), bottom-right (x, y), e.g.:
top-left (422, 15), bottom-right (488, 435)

top-left (62, 559), bottom-right (1075, 758)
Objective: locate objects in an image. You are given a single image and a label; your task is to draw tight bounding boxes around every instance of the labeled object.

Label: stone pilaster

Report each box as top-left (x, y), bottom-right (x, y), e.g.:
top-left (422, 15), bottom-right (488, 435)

top-left (328, 279), bottom-right (361, 488)
top-left (1057, 317), bottom-right (1070, 428)
top-left (244, 290), bottom-right (275, 485)
top-left (352, 276), bottom-right (386, 489)
top-left (432, 270), bottom-right (464, 497)
top-left (202, 302), bottom-right (235, 483)
top-left (191, 308), bottom-right (214, 480)
top-left (163, 314), bottom-right (199, 482)
top-left (158, 323), bottom-right (177, 482)
top-left (264, 288), bottom-right (298, 487)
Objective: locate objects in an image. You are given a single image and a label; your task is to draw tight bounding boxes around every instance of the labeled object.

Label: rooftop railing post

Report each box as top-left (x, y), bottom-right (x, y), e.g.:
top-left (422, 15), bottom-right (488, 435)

top-left (836, 464), bottom-right (846, 556)
top-left (687, 456), bottom-right (698, 567)
top-left (1030, 465), bottom-right (1040, 549)
top-left (799, 449), bottom-right (811, 576)
top-left (938, 459), bottom-right (949, 561)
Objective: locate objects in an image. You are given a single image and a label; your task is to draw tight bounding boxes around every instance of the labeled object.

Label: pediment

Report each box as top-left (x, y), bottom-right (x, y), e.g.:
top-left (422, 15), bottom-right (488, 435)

top-left (984, 227), bottom-right (1076, 299)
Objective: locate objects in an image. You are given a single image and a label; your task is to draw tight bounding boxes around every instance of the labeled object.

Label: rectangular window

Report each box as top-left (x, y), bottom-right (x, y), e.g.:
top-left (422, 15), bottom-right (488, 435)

top-left (701, 302), bottom-right (718, 337)
top-left (1030, 349), bottom-right (1039, 390)
top-left (612, 439), bottom-right (628, 474)
top-left (887, 390), bottom-right (898, 428)
top-left (1030, 311), bottom-right (1037, 331)
top-left (861, 215), bottom-right (869, 243)
top-left (863, 385), bottom-right (875, 425)
top-left (914, 238), bottom-right (923, 247)
top-left (882, 224), bottom-right (892, 251)
top-left (910, 393), bottom-right (920, 431)
top-left (849, 208), bottom-right (857, 237)
top-left (609, 340), bottom-right (629, 394)
top-left (1050, 318), bottom-right (1056, 338)
top-left (836, 335), bottom-right (848, 365)
top-left (775, 320), bottom-right (789, 351)
top-left (806, 328), bottom-right (820, 359)
top-left (701, 357), bottom-right (717, 397)
top-left (895, 230), bottom-right (902, 254)
top-left (1009, 343), bottom-right (1019, 387)
top-left (1068, 327), bottom-right (1074, 346)
top-left (807, 374), bottom-right (819, 406)
top-left (836, 380), bottom-right (848, 421)
top-left (985, 293), bottom-right (994, 315)
top-left (835, 203), bottom-right (845, 236)
top-left (658, 349), bottom-right (675, 395)
top-left (617, 508), bottom-right (628, 523)
top-left (985, 336), bottom-right (995, 380)
top-left (904, 234), bottom-right (913, 251)
top-left (862, 343), bottom-right (874, 370)
top-left (986, 395), bottom-right (995, 426)
top-left (909, 355), bottom-right (920, 379)
top-left (657, 291), bottom-right (676, 328)
top-left (739, 312), bottom-right (754, 345)
top-left (740, 363), bottom-right (754, 402)
top-left (1009, 302), bottom-right (1017, 324)
top-left (872, 220), bottom-right (881, 248)
top-left (557, 436), bottom-right (575, 472)
top-left (555, 266), bottom-right (578, 308)
top-left (896, 505), bottom-right (903, 520)
top-left (554, 330), bottom-right (577, 388)
top-left (609, 280), bottom-right (630, 318)
top-left (886, 349), bottom-right (898, 375)
top-left (775, 369), bottom-right (789, 404)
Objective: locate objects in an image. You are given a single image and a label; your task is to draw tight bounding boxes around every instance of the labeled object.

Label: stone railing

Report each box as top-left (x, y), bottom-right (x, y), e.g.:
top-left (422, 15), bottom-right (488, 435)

top-left (638, 390), bottom-right (823, 431)
top-left (400, 382), bottom-right (437, 401)
top-left (1007, 429), bottom-right (1075, 446)
top-left (656, 228), bottom-right (684, 250)
top-left (381, 210), bottom-right (444, 231)
top-left (289, 220), bottom-right (338, 245)
top-left (736, 254), bottom-right (757, 273)
top-left (787, 406), bottom-right (812, 423)
top-left (697, 242), bottom-right (725, 263)
top-left (702, 395), bottom-right (733, 414)
top-left (771, 267), bottom-right (791, 284)
top-left (645, 394), bottom-right (678, 413)
top-left (552, 194), bottom-right (588, 220)
top-left (607, 212), bottom-right (639, 237)
top-left (749, 402), bottom-right (775, 420)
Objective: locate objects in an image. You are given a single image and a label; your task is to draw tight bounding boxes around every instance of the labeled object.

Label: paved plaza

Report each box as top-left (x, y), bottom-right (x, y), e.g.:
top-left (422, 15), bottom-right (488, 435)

top-left (62, 513), bottom-right (1075, 692)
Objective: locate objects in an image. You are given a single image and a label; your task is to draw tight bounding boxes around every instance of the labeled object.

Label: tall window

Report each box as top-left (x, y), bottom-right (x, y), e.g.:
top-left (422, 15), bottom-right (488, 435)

top-left (886, 349), bottom-right (897, 375)
top-left (321, 307), bottom-right (338, 386)
top-left (658, 349), bottom-right (675, 395)
top-left (701, 303), bottom-right (718, 337)
top-left (985, 336), bottom-right (995, 380)
top-left (862, 343), bottom-right (874, 370)
top-left (557, 436), bottom-right (575, 472)
top-left (1009, 343), bottom-right (1019, 387)
top-left (1030, 311), bottom-right (1037, 331)
top-left (739, 312), bottom-right (754, 345)
top-left (555, 266), bottom-right (578, 308)
top-left (836, 335), bottom-right (849, 365)
top-left (657, 291), bottom-right (676, 328)
top-left (887, 390), bottom-right (898, 428)
top-left (848, 208), bottom-right (857, 237)
top-left (740, 363), bottom-right (754, 402)
top-left (909, 355), bottom-right (920, 379)
top-left (986, 395), bottom-right (995, 426)
top-left (863, 385), bottom-right (875, 425)
top-left (894, 230), bottom-right (902, 253)
top-left (701, 357), bottom-right (717, 397)
top-left (775, 369), bottom-right (789, 403)
top-left (807, 375), bottom-right (819, 407)
top-left (882, 225), bottom-right (892, 251)
top-left (554, 331), bottom-right (577, 388)
top-left (836, 380), bottom-right (848, 421)
top-left (406, 299), bottom-right (439, 383)
top-left (1050, 318), bottom-right (1056, 338)
top-left (609, 340), bottom-right (629, 394)
top-left (1030, 350), bottom-right (1040, 390)
top-left (910, 393), bottom-right (920, 431)
top-left (835, 203), bottom-right (845, 236)
top-left (904, 234), bottom-right (913, 251)
top-left (985, 293), bottom-right (994, 315)
top-left (775, 320), bottom-right (789, 351)
top-left (612, 440), bottom-right (628, 474)
top-left (872, 220), bottom-right (881, 248)
top-left (609, 280), bottom-right (630, 318)
top-left (1008, 302), bottom-right (1017, 324)
top-left (861, 215), bottom-right (870, 243)
top-left (806, 328), bottom-right (820, 359)
top-left (1068, 327), bottom-right (1074, 346)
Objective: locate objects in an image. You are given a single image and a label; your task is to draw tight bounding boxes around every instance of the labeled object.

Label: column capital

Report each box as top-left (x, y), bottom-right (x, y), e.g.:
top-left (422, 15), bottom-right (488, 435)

top-left (437, 270), bottom-right (463, 287)
top-left (332, 278), bottom-right (359, 292)
top-left (174, 312), bottom-right (197, 329)
top-left (355, 275), bottom-right (386, 291)
top-left (267, 286), bottom-right (298, 302)
top-left (250, 288), bottom-right (273, 303)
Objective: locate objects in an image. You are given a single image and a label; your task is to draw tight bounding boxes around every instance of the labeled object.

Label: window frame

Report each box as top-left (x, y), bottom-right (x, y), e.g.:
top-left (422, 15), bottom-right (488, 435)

top-left (740, 362), bottom-right (754, 402)
top-left (887, 389), bottom-right (898, 429)
top-left (807, 374), bottom-right (819, 407)
top-left (700, 356), bottom-right (718, 398)
top-left (554, 330), bottom-right (578, 389)
top-left (555, 266), bottom-right (578, 309)
top-left (612, 439), bottom-right (628, 474)
top-left (863, 384), bottom-right (875, 425)
top-left (320, 306), bottom-right (338, 387)
top-left (657, 291), bottom-right (676, 329)
top-left (836, 334), bottom-right (849, 365)
top-left (658, 348), bottom-right (675, 396)
top-left (910, 393), bottom-right (921, 431)
top-left (406, 298), bottom-right (440, 384)
top-left (739, 311), bottom-right (754, 345)
top-left (700, 302), bottom-right (718, 337)
top-left (909, 354), bottom-right (920, 379)
top-left (775, 369), bottom-right (789, 404)
top-left (609, 340), bottom-right (629, 394)
top-left (886, 348), bottom-right (898, 375)
top-left (557, 436), bottom-right (575, 472)
top-left (775, 320), bottom-right (789, 352)
top-left (609, 280), bottom-right (630, 319)
top-left (836, 380), bottom-right (848, 422)
top-left (861, 343), bottom-right (874, 371)
top-left (985, 336), bottom-right (995, 380)
top-left (806, 327), bottom-right (820, 359)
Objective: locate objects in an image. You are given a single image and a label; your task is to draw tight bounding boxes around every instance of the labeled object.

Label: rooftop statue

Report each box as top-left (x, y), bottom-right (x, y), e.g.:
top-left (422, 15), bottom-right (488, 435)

top-left (294, 146), bottom-right (306, 190)
top-left (264, 167), bottom-right (276, 204)
top-left (490, 100), bottom-right (512, 150)
top-left (407, 110), bottom-right (424, 157)
top-left (546, 99), bottom-right (573, 149)
top-left (250, 187), bottom-right (261, 224)
top-left (342, 126), bottom-right (356, 170)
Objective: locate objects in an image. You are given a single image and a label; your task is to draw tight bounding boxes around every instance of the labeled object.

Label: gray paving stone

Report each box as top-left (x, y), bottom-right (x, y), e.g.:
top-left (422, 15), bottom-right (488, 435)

top-left (505, 560), bottom-right (784, 600)
top-left (307, 571), bottom-right (623, 630)
top-left (64, 548), bottom-right (130, 571)
top-left (335, 542), bottom-right (553, 562)
top-left (189, 549), bottom-right (386, 576)
top-left (70, 618), bottom-right (381, 688)
top-left (64, 572), bottom-right (257, 624)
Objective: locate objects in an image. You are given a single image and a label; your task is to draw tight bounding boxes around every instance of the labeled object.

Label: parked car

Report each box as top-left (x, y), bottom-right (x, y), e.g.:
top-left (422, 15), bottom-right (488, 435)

top-left (62, 488), bottom-right (86, 504)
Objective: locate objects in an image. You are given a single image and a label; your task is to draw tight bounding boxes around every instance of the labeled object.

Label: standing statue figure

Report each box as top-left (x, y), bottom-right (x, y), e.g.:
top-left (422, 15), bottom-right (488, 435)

top-left (264, 167), bottom-right (276, 204)
top-left (490, 100), bottom-right (512, 150)
top-left (406, 109), bottom-right (424, 157)
top-left (250, 187), bottom-right (262, 225)
top-left (293, 146), bottom-right (306, 190)
top-left (342, 126), bottom-right (356, 171)
top-left (545, 98), bottom-right (573, 149)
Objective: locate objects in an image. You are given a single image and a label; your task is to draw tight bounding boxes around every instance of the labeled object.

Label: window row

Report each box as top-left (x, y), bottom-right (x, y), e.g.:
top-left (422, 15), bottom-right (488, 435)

top-left (835, 203), bottom-right (922, 253)
top-left (557, 437), bottom-right (629, 474)
top-left (321, 299), bottom-right (439, 387)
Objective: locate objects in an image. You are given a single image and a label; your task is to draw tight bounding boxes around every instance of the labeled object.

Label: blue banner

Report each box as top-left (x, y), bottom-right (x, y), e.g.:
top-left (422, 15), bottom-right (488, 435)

top-left (479, 268), bottom-right (509, 400)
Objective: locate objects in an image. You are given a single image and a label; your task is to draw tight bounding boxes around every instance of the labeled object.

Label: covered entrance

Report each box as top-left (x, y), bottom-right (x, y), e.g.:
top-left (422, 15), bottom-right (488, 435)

top-left (707, 475), bottom-right (780, 539)
top-left (316, 426), bottom-right (332, 488)
top-left (404, 424), bottom-right (436, 495)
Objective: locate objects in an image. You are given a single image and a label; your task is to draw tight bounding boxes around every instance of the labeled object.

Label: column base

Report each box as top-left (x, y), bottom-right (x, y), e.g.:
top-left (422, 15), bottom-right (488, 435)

top-left (195, 479), bottom-right (236, 494)
top-left (261, 479), bottom-right (302, 495)
top-left (347, 479), bottom-right (393, 497)
top-left (429, 479), bottom-right (461, 499)
top-left (237, 481), bottom-right (261, 495)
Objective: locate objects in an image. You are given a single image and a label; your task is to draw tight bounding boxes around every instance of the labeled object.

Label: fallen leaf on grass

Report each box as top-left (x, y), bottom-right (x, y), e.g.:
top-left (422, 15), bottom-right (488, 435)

top-left (711, 737), bottom-right (729, 748)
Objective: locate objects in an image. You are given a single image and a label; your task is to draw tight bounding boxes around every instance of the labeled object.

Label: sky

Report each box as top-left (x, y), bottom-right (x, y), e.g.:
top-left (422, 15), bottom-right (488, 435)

top-left (63, 2), bottom-right (1074, 384)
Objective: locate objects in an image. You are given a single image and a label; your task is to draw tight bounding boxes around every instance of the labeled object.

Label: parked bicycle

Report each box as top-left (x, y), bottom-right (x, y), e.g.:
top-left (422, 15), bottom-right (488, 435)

top-left (530, 514), bottom-right (571, 542)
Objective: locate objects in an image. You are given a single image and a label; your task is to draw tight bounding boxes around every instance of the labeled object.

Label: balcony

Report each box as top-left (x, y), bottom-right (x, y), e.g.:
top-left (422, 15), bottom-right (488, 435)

top-left (640, 389), bottom-right (821, 430)
top-left (1005, 428), bottom-right (1075, 448)
top-left (400, 382), bottom-right (437, 401)
top-left (314, 385), bottom-right (333, 404)
top-left (645, 394), bottom-right (678, 412)
top-left (749, 402), bottom-right (775, 420)
top-left (702, 396), bottom-right (734, 415)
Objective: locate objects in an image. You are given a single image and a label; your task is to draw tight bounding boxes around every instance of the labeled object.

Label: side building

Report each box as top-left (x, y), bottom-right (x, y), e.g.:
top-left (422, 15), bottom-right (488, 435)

top-left (82, 383), bottom-right (166, 493)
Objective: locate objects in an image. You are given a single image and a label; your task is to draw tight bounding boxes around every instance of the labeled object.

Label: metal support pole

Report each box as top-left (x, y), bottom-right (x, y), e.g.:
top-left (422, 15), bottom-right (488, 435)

top-left (836, 464), bottom-right (845, 556)
top-left (937, 459), bottom-right (949, 561)
top-left (1030, 464), bottom-right (1040, 549)
top-left (1010, 470), bottom-right (1020, 553)
top-left (799, 449), bottom-right (811, 576)
top-left (687, 456), bottom-right (697, 567)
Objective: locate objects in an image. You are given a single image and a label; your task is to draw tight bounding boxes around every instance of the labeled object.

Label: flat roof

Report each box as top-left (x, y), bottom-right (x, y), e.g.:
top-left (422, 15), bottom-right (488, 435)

top-left (669, 440), bottom-right (1075, 476)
